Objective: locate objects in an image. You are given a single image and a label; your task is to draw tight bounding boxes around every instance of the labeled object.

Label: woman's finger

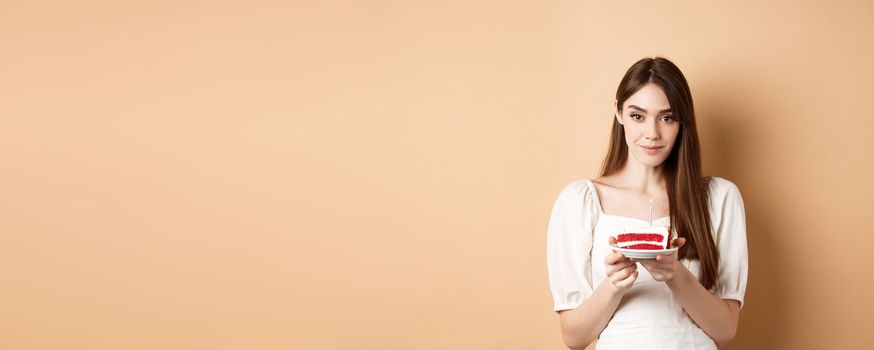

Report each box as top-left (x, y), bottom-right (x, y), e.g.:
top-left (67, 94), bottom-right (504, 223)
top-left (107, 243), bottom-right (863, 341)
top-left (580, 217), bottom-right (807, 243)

top-left (615, 270), bottom-right (638, 288)
top-left (656, 253), bottom-right (677, 263)
top-left (605, 252), bottom-right (627, 265)
top-left (618, 264), bottom-right (637, 279)
top-left (638, 259), bottom-right (657, 271)
top-left (606, 259), bottom-right (634, 276)
top-left (612, 265), bottom-right (635, 281)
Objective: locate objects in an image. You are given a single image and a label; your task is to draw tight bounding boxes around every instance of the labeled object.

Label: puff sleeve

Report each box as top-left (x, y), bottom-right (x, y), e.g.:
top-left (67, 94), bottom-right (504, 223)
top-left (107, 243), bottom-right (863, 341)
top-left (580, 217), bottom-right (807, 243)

top-left (709, 178), bottom-right (750, 310)
top-left (546, 180), bottom-right (599, 313)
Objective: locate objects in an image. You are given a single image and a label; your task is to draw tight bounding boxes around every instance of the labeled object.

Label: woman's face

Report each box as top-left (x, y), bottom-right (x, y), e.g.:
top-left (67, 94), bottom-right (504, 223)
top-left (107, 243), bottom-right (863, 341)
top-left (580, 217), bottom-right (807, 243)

top-left (616, 83), bottom-right (681, 167)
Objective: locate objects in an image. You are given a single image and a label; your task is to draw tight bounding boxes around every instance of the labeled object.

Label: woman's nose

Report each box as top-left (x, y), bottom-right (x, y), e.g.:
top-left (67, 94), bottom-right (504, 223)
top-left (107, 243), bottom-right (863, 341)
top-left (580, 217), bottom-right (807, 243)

top-left (645, 121), bottom-right (660, 140)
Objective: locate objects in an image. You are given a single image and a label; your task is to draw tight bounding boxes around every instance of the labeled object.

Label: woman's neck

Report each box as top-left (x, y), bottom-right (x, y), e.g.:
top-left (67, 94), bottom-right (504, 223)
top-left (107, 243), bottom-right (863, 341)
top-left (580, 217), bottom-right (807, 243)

top-left (608, 158), bottom-right (667, 195)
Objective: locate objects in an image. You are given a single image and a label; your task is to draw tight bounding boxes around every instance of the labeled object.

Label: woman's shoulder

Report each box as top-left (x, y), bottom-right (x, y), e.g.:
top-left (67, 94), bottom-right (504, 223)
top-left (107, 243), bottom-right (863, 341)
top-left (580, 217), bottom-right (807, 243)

top-left (558, 178), bottom-right (594, 193)
top-left (707, 176), bottom-right (742, 204)
top-left (554, 178), bottom-right (598, 206)
top-left (552, 178), bottom-right (600, 220)
top-left (706, 176), bottom-right (742, 197)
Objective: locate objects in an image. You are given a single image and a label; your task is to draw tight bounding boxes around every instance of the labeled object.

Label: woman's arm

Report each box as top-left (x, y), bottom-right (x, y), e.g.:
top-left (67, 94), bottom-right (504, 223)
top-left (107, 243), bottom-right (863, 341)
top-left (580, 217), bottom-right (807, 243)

top-left (559, 280), bottom-right (622, 349)
top-left (640, 238), bottom-right (741, 347)
top-left (665, 263), bottom-right (741, 347)
top-left (559, 250), bottom-right (638, 350)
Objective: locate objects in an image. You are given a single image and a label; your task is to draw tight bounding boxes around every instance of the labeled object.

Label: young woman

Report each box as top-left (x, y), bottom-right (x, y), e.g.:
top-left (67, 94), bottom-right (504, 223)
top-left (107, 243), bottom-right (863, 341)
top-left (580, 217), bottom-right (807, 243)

top-left (546, 57), bottom-right (748, 349)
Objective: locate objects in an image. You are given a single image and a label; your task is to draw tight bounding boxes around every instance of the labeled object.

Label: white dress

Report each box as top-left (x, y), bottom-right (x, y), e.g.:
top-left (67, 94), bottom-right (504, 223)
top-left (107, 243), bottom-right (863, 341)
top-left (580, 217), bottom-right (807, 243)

top-left (546, 177), bottom-right (749, 350)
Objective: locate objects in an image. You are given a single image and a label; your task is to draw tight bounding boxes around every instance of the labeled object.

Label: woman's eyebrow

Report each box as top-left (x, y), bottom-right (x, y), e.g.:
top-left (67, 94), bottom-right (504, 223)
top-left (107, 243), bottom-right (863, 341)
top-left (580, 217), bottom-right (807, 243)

top-left (628, 105), bottom-right (672, 113)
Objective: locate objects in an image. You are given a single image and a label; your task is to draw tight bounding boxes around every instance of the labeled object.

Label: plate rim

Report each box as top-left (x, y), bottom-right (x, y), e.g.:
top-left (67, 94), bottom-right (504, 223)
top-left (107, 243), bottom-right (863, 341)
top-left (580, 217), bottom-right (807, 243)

top-left (611, 246), bottom-right (679, 256)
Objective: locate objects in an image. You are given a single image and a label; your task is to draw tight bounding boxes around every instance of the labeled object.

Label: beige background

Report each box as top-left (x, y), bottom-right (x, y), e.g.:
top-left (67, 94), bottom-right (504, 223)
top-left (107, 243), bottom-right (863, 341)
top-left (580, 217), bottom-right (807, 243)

top-left (1, 1), bottom-right (873, 349)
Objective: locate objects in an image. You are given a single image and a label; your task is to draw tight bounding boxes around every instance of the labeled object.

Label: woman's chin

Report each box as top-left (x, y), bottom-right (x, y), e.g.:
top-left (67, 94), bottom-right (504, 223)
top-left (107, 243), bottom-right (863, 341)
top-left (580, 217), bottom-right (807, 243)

top-left (632, 154), bottom-right (667, 167)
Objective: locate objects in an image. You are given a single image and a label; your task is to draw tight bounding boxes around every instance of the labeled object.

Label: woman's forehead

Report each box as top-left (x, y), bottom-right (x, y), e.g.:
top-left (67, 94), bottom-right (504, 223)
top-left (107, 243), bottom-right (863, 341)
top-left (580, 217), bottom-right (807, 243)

top-left (623, 84), bottom-right (671, 112)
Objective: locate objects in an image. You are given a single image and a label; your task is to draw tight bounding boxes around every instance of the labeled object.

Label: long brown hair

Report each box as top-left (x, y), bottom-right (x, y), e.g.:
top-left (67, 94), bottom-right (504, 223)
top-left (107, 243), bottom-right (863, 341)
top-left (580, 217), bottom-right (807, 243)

top-left (599, 57), bottom-right (719, 290)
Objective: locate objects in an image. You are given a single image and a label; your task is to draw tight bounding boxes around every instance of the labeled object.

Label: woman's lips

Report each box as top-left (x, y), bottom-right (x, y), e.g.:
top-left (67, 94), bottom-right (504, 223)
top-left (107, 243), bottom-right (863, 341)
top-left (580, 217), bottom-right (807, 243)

top-left (640, 145), bottom-right (664, 154)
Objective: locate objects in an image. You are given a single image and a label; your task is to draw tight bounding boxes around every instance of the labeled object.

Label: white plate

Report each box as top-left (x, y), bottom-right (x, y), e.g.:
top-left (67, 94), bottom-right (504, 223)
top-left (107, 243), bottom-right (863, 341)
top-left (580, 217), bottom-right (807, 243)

top-left (611, 246), bottom-right (679, 259)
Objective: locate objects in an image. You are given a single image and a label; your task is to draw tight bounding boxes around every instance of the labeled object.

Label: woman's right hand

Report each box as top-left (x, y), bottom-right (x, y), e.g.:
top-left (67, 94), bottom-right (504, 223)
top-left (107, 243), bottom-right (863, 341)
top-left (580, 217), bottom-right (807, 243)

top-left (605, 236), bottom-right (638, 293)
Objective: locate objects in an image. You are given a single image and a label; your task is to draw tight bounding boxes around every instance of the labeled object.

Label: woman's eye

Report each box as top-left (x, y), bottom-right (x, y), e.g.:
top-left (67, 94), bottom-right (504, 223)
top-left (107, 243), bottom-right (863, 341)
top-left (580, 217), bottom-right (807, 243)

top-left (630, 114), bottom-right (642, 120)
top-left (661, 115), bottom-right (675, 123)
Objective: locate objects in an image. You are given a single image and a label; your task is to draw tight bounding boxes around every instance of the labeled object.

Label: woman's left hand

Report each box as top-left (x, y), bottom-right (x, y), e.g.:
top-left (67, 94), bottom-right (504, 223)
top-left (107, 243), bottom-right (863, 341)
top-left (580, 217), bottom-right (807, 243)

top-left (639, 237), bottom-right (687, 282)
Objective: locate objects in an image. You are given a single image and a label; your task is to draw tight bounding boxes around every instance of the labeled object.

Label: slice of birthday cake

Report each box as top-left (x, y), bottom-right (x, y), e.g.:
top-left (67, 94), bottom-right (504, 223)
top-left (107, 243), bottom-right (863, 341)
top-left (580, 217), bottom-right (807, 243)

top-left (616, 226), bottom-right (674, 250)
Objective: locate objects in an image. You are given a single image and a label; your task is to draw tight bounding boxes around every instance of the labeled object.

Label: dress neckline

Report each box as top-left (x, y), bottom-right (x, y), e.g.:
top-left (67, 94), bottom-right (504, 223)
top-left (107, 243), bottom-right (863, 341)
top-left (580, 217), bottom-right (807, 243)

top-left (587, 179), bottom-right (670, 225)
